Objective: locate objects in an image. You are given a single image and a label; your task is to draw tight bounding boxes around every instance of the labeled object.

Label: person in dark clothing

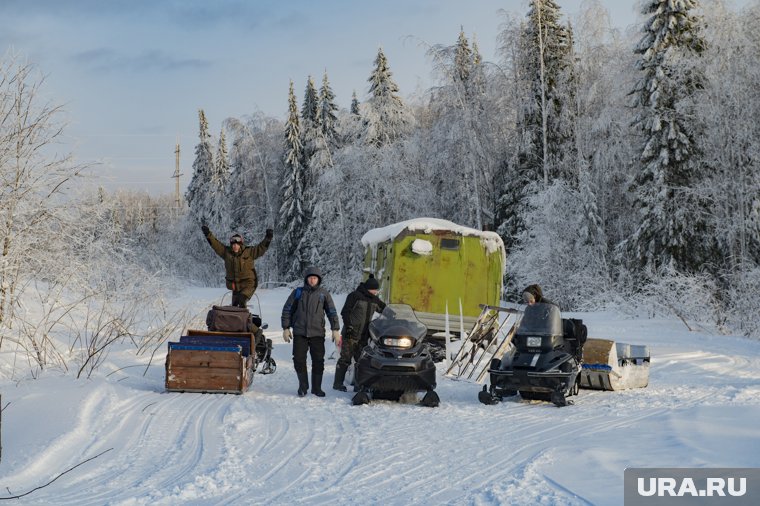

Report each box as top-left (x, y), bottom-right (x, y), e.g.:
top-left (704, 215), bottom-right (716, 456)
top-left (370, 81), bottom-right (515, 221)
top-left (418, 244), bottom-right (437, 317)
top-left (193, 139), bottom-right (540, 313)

top-left (522, 284), bottom-right (556, 307)
top-left (201, 225), bottom-right (273, 308)
top-left (281, 266), bottom-right (340, 397)
top-left (333, 274), bottom-right (386, 392)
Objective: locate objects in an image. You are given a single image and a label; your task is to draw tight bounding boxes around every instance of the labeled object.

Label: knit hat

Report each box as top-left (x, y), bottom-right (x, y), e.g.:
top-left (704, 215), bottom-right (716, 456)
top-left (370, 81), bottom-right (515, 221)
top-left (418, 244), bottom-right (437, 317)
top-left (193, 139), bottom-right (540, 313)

top-left (230, 234), bottom-right (244, 245)
top-left (365, 274), bottom-right (380, 290)
top-left (303, 265), bottom-right (323, 284)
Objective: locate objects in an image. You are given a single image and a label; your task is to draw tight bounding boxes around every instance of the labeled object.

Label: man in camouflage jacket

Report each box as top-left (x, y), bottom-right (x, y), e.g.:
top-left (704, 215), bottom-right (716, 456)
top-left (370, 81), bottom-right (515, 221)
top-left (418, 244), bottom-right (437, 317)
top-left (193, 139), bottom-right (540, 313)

top-left (201, 224), bottom-right (272, 308)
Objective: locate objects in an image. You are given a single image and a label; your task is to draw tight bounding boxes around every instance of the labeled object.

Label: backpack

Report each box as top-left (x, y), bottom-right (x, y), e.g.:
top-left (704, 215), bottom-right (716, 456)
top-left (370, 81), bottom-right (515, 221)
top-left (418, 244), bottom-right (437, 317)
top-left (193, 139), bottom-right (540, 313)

top-left (289, 287), bottom-right (303, 318)
top-left (206, 305), bottom-right (256, 333)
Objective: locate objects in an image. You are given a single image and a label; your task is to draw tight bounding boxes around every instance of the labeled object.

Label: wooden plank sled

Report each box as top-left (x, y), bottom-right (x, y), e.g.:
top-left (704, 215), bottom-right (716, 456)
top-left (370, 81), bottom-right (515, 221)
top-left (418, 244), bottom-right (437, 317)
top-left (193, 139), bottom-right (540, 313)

top-left (165, 329), bottom-right (256, 394)
top-left (579, 338), bottom-right (650, 391)
top-left (445, 305), bottom-right (521, 384)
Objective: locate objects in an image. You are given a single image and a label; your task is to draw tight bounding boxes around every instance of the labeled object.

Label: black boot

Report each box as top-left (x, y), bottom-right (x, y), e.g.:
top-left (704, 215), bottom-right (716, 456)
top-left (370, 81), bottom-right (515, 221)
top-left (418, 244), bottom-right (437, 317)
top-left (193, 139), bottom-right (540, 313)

top-left (297, 371), bottom-right (309, 397)
top-left (312, 372), bottom-right (325, 397)
top-left (333, 365), bottom-right (348, 392)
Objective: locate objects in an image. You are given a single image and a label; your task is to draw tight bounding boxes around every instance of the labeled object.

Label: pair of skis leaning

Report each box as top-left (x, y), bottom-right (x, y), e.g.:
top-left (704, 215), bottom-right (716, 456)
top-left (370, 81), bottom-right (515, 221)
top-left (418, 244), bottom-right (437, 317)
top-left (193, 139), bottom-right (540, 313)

top-left (445, 304), bottom-right (522, 384)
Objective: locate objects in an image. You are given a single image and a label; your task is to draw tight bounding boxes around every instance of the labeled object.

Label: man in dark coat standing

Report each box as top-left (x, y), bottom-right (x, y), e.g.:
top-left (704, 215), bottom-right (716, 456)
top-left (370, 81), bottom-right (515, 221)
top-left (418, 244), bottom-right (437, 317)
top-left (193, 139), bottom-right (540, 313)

top-left (333, 274), bottom-right (385, 392)
top-left (201, 225), bottom-right (272, 308)
top-left (281, 266), bottom-right (340, 397)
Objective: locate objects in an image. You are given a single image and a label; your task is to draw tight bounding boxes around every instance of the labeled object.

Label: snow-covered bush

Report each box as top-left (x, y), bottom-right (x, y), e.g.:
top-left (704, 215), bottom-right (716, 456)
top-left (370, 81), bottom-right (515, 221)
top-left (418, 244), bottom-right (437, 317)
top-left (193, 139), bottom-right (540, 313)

top-left (506, 180), bottom-right (609, 310)
top-left (0, 54), bottom-right (190, 379)
top-left (723, 267), bottom-right (760, 339)
top-left (631, 265), bottom-right (723, 332)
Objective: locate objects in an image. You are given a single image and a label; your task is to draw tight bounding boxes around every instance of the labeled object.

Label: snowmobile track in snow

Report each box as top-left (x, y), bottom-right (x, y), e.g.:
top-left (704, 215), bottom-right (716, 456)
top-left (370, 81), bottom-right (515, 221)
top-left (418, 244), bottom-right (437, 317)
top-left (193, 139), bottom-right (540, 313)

top-left (4, 313), bottom-right (760, 506)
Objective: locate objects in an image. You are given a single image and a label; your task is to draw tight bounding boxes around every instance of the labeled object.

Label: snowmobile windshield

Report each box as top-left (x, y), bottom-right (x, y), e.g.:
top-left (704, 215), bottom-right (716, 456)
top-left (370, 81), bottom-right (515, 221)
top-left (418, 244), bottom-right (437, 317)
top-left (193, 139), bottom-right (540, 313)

top-left (369, 304), bottom-right (427, 340)
top-left (516, 303), bottom-right (563, 336)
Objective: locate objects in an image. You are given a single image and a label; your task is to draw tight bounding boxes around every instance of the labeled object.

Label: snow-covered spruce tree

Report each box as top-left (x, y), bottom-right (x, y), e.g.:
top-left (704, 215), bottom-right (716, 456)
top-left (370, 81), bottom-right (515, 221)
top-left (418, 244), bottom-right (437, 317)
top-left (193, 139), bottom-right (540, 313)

top-left (299, 72), bottom-right (342, 277)
top-left (184, 109), bottom-right (216, 225)
top-left (208, 127), bottom-right (231, 231)
top-left (318, 71), bottom-right (339, 148)
top-left (180, 109), bottom-right (223, 284)
top-left (495, 162), bottom-right (532, 254)
top-left (295, 75), bottom-right (329, 275)
top-left (301, 75), bottom-right (319, 125)
top-left (341, 90), bottom-right (363, 145)
top-left (364, 47), bottom-right (411, 147)
top-left (516, 0), bottom-right (577, 186)
top-left (350, 90), bottom-right (360, 116)
top-left (578, 165), bottom-right (610, 286)
top-left (625, 0), bottom-right (710, 276)
top-left (308, 72), bottom-right (338, 191)
top-left (279, 81), bottom-right (309, 280)
top-left (300, 76), bottom-right (320, 182)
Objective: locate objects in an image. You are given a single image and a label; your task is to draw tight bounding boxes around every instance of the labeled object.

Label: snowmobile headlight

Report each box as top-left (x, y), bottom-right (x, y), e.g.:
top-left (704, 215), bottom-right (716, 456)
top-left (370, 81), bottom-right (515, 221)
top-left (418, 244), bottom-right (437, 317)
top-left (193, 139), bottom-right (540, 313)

top-left (382, 336), bottom-right (414, 348)
top-left (526, 336), bottom-right (542, 348)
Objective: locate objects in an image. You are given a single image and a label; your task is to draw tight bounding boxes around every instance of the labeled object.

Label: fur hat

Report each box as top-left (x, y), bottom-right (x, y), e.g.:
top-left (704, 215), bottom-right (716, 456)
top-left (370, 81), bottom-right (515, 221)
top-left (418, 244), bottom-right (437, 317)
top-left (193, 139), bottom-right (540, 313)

top-left (364, 274), bottom-right (380, 290)
top-left (522, 284), bottom-right (543, 304)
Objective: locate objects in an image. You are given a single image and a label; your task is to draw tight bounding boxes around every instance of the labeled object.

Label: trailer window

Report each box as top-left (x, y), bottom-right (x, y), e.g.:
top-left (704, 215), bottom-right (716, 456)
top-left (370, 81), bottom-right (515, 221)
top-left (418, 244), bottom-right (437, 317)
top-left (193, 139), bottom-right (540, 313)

top-left (440, 238), bottom-right (460, 250)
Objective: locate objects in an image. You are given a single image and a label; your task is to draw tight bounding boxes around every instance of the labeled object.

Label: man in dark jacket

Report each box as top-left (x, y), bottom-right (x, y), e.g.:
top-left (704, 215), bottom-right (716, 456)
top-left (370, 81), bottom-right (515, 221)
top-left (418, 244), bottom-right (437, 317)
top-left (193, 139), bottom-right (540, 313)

top-left (333, 274), bottom-right (385, 391)
top-left (281, 266), bottom-right (340, 397)
top-left (201, 225), bottom-right (272, 308)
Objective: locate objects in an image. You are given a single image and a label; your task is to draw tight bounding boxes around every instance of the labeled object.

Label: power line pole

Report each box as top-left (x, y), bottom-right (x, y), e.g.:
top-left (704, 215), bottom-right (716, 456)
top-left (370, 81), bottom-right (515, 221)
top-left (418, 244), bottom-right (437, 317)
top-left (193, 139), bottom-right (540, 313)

top-left (172, 137), bottom-right (183, 211)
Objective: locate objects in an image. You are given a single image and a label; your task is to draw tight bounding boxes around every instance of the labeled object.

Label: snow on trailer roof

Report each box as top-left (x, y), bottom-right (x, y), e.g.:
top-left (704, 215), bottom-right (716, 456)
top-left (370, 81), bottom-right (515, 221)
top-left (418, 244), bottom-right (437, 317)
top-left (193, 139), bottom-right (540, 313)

top-left (360, 218), bottom-right (505, 256)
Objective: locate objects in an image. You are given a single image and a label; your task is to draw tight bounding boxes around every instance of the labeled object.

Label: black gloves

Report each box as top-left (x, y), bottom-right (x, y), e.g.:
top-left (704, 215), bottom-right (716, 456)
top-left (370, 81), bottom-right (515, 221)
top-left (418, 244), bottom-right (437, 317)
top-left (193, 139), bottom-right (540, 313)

top-left (265, 228), bottom-right (273, 240)
top-left (201, 225), bottom-right (210, 236)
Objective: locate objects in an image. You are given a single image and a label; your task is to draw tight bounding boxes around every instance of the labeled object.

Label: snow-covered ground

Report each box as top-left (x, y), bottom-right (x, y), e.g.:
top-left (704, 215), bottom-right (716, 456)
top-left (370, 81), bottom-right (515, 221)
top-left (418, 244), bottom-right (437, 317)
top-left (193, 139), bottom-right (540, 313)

top-left (1, 287), bottom-right (759, 505)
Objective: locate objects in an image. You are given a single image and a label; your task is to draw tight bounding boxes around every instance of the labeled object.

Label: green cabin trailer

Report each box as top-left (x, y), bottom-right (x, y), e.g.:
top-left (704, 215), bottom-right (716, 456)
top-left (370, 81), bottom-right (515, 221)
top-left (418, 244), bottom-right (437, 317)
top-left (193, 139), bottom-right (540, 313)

top-left (361, 218), bottom-right (505, 335)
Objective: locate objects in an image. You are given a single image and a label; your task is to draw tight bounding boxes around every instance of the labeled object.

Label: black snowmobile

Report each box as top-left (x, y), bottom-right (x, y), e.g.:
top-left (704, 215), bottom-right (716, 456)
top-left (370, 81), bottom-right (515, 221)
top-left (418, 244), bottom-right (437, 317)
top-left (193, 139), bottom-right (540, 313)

top-left (478, 302), bottom-right (586, 407)
top-left (352, 304), bottom-right (440, 407)
top-left (250, 313), bottom-right (276, 374)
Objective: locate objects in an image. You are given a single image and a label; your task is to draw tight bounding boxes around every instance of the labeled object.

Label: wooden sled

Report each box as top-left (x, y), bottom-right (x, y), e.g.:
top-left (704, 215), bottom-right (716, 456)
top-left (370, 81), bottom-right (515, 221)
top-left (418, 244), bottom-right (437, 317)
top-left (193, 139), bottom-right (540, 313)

top-left (165, 329), bottom-right (256, 394)
top-left (579, 338), bottom-right (650, 391)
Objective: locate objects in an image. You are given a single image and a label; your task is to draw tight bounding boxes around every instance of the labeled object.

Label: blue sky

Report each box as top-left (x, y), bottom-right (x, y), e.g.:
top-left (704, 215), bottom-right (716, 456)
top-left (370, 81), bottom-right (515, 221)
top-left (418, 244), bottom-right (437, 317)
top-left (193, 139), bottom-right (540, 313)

top-left (1, 0), bottom-right (644, 194)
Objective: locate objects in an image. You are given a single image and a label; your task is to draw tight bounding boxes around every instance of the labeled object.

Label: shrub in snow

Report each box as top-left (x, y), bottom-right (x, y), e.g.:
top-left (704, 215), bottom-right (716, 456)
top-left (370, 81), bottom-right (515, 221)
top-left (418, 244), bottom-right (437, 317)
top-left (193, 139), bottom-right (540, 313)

top-left (723, 267), bottom-right (760, 339)
top-left (507, 181), bottom-right (609, 310)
